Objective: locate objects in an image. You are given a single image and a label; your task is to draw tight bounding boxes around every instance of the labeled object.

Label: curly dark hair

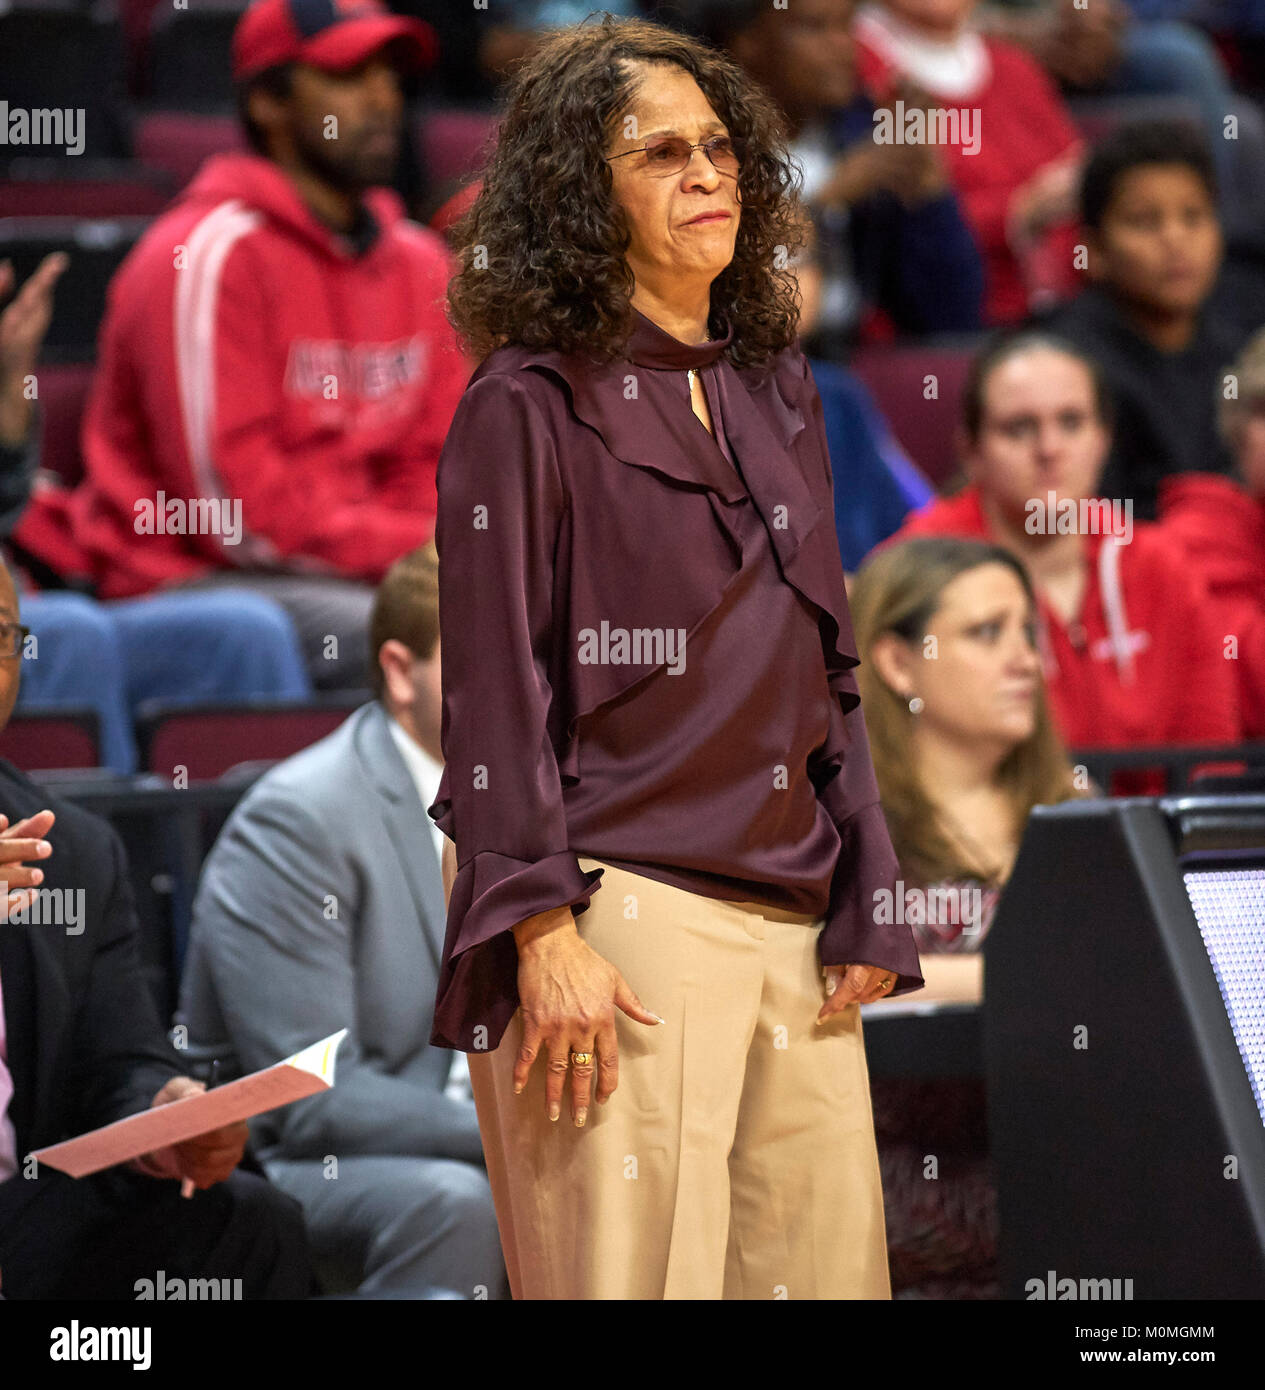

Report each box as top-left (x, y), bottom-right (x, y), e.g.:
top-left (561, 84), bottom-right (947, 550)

top-left (446, 13), bottom-right (809, 370)
top-left (1079, 118), bottom-right (1216, 231)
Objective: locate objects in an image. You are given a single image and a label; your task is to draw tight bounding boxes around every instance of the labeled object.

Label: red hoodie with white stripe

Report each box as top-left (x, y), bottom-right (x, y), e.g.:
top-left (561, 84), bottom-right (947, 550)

top-left (875, 485), bottom-right (1242, 749)
top-left (57, 153), bottom-right (472, 597)
top-left (1159, 472), bottom-right (1265, 737)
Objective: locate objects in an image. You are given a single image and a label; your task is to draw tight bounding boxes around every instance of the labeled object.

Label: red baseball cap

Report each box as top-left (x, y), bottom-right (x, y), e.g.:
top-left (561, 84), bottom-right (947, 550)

top-left (232, 0), bottom-right (438, 83)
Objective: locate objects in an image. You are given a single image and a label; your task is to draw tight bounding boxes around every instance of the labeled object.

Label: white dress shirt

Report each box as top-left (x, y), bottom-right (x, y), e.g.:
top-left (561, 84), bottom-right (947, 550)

top-left (0, 966), bottom-right (19, 1183)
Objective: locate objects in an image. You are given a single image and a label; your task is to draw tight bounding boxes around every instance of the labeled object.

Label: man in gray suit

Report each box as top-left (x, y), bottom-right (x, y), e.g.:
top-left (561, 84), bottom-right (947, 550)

top-left (178, 544), bottom-right (507, 1298)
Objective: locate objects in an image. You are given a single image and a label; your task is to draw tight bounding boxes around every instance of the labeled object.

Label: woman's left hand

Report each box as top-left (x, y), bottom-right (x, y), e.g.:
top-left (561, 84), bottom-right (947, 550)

top-left (816, 963), bottom-right (896, 1023)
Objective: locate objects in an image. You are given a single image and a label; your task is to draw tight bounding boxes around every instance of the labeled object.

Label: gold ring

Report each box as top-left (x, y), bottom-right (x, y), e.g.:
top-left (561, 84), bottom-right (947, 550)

top-left (880, 977), bottom-right (894, 989)
top-left (569, 1051), bottom-right (595, 1067)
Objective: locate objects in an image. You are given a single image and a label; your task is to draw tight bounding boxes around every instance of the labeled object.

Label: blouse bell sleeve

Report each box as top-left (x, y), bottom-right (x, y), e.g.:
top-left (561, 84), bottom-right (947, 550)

top-left (810, 694), bottom-right (923, 996)
top-left (427, 372), bottom-right (604, 1052)
top-left (798, 359), bottom-right (923, 996)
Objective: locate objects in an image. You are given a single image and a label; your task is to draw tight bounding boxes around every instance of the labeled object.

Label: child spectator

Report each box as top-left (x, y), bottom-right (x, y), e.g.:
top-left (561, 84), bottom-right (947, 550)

top-left (853, 0), bottom-right (1084, 324)
top-left (1043, 119), bottom-right (1251, 518)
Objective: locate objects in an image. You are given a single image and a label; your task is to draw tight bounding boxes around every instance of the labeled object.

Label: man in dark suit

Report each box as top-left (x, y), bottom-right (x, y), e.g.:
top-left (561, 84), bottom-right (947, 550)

top-left (0, 560), bottom-right (312, 1299)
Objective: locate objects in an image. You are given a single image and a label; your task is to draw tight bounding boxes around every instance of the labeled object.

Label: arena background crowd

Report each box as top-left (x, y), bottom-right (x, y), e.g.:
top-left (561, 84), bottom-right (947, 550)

top-left (1, 0), bottom-right (1264, 1301)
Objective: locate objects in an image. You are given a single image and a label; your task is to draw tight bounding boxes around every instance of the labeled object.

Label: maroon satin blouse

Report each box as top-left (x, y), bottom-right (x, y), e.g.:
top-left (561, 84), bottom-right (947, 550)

top-left (428, 307), bottom-right (923, 1050)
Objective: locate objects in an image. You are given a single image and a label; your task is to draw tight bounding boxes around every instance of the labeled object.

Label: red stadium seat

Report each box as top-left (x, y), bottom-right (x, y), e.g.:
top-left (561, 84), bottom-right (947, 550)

top-left (138, 698), bottom-right (363, 782)
top-left (0, 161), bottom-right (175, 218)
top-left (848, 346), bottom-right (974, 490)
top-left (415, 108), bottom-right (500, 189)
top-left (429, 179), bottom-right (480, 238)
top-left (133, 112), bottom-right (246, 191)
top-left (0, 709), bottom-right (100, 772)
top-left (34, 362), bottom-right (94, 487)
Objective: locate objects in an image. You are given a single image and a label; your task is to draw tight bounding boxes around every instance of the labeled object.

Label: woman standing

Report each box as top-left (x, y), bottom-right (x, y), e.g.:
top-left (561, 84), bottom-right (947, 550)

top-left (427, 15), bottom-right (921, 1300)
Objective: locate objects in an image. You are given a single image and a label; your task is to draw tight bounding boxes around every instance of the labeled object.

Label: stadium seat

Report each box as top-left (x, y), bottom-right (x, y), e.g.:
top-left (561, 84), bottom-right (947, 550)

top-left (428, 179), bottom-right (480, 238)
top-left (33, 362), bottom-right (94, 487)
top-left (0, 1), bottom-right (131, 164)
top-left (138, 696), bottom-right (365, 782)
top-left (0, 708), bottom-right (100, 773)
top-left (0, 216), bottom-right (149, 363)
top-left (0, 159), bottom-right (175, 217)
top-left (848, 345), bottom-right (975, 490)
top-left (1064, 93), bottom-right (1202, 148)
top-left (146, 0), bottom-right (246, 111)
top-left (133, 111), bottom-right (245, 190)
top-left (415, 108), bottom-right (500, 190)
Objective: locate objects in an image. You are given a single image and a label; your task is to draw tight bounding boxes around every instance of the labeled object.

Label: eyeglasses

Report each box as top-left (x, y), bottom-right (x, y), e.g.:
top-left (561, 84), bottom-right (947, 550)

top-left (606, 134), bottom-right (744, 179)
top-left (0, 623), bottom-right (30, 659)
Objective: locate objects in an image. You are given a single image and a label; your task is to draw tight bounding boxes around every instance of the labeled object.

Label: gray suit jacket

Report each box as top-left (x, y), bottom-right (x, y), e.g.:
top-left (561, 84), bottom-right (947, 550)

top-left (177, 701), bottom-right (482, 1166)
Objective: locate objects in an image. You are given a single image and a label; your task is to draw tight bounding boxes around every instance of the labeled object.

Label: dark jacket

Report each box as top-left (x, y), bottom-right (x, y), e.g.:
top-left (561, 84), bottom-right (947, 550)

top-left (806, 97), bottom-right (984, 350)
top-left (0, 759), bottom-right (178, 1176)
top-left (1040, 286), bottom-right (1246, 521)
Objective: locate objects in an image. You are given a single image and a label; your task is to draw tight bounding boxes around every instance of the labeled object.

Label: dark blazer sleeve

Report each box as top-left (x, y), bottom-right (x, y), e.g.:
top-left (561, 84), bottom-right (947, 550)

top-left (68, 824), bottom-right (181, 1135)
top-left (800, 364), bottom-right (924, 994)
top-left (427, 372), bottom-right (604, 1050)
top-left (0, 406), bottom-right (40, 539)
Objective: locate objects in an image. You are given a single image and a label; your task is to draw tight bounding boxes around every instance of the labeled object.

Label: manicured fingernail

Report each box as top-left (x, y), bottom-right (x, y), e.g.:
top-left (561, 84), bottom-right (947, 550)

top-left (549, 1103), bottom-right (560, 1122)
top-left (31, 869), bottom-right (42, 884)
top-left (37, 842), bottom-right (51, 856)
top-left (650, 1014), bottom-right (665, 1024)
top-left (825, 976), bottom-right (838, 996)
top-left (513, 1082), bottom-right (523, 1094)
top-left (575, 1110), bottom-right (587, 1127)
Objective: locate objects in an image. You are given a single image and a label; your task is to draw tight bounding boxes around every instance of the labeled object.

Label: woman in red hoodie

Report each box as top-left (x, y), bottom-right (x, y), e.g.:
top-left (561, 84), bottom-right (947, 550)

top-left (878, 331), bottom-right (1242, 752)
top-left (1159, 328), bottom-right (1265, 737)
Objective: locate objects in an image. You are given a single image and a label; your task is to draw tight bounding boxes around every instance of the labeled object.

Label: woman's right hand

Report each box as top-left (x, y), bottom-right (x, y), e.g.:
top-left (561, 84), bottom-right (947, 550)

top-left (512, 907), bottom-right (662, 1128)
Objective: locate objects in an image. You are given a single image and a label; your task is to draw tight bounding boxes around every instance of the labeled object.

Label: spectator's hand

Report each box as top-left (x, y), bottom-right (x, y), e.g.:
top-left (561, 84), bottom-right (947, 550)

top-left (512, 906), bottom-right (661, 1127)
top-left (138, 1077), bottom-right (248, 1189)
top-left (1044, 0), bottom-right (1126, 90)
top-left (0, 809), bottom-right (54, 913)
top-left (0, 253), bottom-right (68, 447)
top-left (817, 962), bottom-right (898, 1022)
top-left (884, 80), bottom-right (953, 204)
top-left (1009, 154), bottom-right (1081, 241)
top-left (821, 85), bottom-right (950, 211)
top-left (819, 141), bottom-right (947, 209)
top-left (981, 0), bottom-right (1125, 89)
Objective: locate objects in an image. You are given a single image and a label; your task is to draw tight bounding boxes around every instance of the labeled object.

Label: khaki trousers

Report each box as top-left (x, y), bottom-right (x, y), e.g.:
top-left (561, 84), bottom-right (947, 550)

top-left (468, 857), bottom-right (891, 1300)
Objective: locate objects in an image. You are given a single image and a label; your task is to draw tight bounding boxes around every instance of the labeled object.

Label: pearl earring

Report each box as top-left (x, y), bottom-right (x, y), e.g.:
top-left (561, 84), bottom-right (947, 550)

top-left (908, 695), bottom-right (924, 715)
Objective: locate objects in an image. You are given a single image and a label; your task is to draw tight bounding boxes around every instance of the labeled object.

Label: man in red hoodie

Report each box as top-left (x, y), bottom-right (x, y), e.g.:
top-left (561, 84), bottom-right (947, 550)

top-left (53, 0), bottom-right (471, 690)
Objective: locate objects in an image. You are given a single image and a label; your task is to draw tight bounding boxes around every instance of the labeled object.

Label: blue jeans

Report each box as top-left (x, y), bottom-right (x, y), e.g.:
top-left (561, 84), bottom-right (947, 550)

top-left (15, 590), bottom-right (311, 773)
